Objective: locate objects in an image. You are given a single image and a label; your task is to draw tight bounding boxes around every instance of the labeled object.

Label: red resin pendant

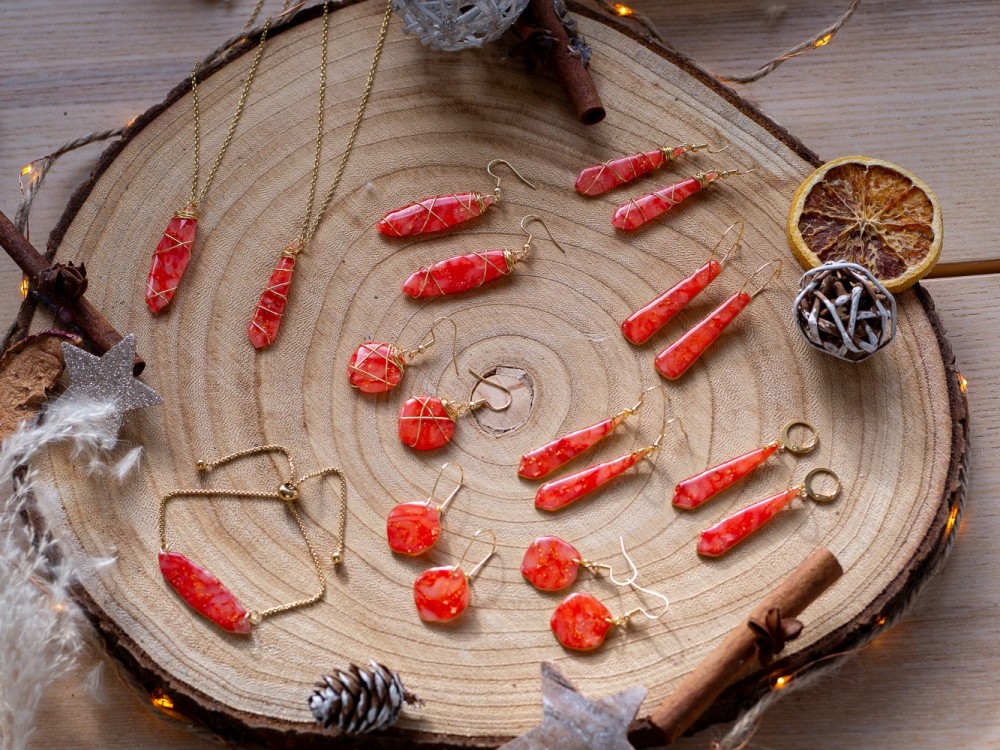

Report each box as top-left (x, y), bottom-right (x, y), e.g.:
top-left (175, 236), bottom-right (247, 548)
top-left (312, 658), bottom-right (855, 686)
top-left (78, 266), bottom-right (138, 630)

top-left (378, 192), bottom-right (493, 237)
top-left (398, 396), bottom-right (456, 451)
top-left (146, 205), bottom-right (199, 314)
top-left (347, 342), bottom-right (405, 393)
top-left (518, 413), bottom-right (628, 480)
top-left (387, 501), bottom-right (441, 555)
top-left (697, 488), bottom-right (799, 557)
top-left (655, 290), bottom-right (751, 380)
top-left (550, 592), bottom-right (614, 651)
top-left (248, 247), bottom-right (297, 350)
top-left (612, 175), bottom-right (705, 231)
top-left (521, 536), bottom-right (582, 591)
top-left (402, 250), bottom-right (513, 298)
top-left (413, 566), bottom-right (470, 622)
top-left (673, 443), bottom-right (779, 509)
top-left (622, 260), bottom-right (722, 345)
top-left (535, 449), bottom-right (647, 512)
top-left (575, 149), bottom-right (667, 196)
top-left (159, 550), bottom-right (251, 634)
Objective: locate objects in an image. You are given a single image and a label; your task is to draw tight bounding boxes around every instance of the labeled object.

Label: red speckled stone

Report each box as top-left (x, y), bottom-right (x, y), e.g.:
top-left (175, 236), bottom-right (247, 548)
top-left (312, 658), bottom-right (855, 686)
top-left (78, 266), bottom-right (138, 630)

top-left (159, 550), bottom-right (251, 634)
top-left (146, 205), bottom-right (198, 314)
top-left (535, 450), bottom-right (644, 512)
top-left (673, 443), bottom-right (779, 509)
top-left (248, 252), bottom-right (296, 350)
top-left (413, 566), bottom-right (470, 622)
top-left (575, 149), bottom-right (666, 196)
top-left (550, 592), bottom-right (613, 651)
top-left (518, 414), bottom-right (626, 480)
top-left (697, 488), bottom-right (799, 557)
top-left (521, 536), bottom-right (581, 591)
top-left (378, 192), bottom-right (493, 236)
top-left (621, 260), bottom-right (721, 345)
top-left (398, 396), bottom-right (455, 451)
top-left (612, 175), bottom-right (704, 231)
top-left (655, 290), bottom-right (751, 380)
top-left (402, 250), bottom-right (511, 298)
top-left (387, 501), bottom-right (441, 555)
top-left (347, 341), bottom-right (405, 393)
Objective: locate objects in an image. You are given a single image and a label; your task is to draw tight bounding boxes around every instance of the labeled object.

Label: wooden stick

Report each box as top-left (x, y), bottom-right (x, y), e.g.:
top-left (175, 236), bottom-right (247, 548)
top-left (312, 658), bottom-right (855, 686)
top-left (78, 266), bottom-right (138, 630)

top-left (647, 547), bottom-right (843, 744)
top-left (0, 210), bottom-right (144, 375)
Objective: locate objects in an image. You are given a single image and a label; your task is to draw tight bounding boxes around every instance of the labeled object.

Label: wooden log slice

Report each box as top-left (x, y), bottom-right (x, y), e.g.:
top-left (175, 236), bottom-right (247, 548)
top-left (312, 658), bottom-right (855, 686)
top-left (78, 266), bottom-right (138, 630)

top-left (21, 1), bottom-right (967, 746)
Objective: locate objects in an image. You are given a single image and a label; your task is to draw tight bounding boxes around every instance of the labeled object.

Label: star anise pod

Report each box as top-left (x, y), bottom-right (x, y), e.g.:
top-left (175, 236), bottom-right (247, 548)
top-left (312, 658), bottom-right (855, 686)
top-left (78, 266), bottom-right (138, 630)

top-left (748, 607), bottom-right (804, 665)
top-left (37, 261), bottom-right (88, 301)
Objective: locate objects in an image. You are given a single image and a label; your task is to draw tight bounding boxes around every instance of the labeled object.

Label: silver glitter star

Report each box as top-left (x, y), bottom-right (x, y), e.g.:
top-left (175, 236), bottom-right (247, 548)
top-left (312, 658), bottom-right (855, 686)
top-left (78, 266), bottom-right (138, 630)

top-left (58, 334), bottom-right (162, 436)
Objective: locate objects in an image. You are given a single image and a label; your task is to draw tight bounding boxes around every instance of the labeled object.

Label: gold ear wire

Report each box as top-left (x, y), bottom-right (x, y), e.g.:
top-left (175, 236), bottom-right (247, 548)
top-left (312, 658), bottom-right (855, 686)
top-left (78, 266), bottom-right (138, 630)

top-left (709, 221), bottom-right (745, 267)
top-left (428, 462), bottom-right (465, 515)
top-left (457, 528), bottom-right (497, 579)
top-left (486, 159), bottom-right (536, 202)
top-left (520, 214), bottom-right (568, 254)
top-left (405, 316), bottom-right (459, 376)
top-left (706, 139), bottom-right (730, 154)
top-left (468, 369), bottom-right (513, 412)
top-left (616, 537), bottom-right (670, 622)
top-left (742, 259), bottom-right (783, 298)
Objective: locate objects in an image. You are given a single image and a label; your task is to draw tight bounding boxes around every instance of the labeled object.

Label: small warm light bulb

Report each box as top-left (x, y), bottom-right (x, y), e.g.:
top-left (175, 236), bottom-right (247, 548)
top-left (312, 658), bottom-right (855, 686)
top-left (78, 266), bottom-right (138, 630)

top-left (957, 372), bottom-right (968, 394)
top-left (814, 33), bottom-right (833, 48)
top-left (151, 689), bottom-right (175, 711)
top-left (946, 505), bottom-right (960, 536)
top-left (876, 614), bottom-right (887, 627)
top-left (20, 164), bottom-right (33, 176)
top-left (773, 675), bottom-right (790, 690)
top-left (125, 113), bottom-right (141, 127)
top-left (19, 276), bottom-right (30, 299)
top-left (614, 3), bottom-right (634, 17)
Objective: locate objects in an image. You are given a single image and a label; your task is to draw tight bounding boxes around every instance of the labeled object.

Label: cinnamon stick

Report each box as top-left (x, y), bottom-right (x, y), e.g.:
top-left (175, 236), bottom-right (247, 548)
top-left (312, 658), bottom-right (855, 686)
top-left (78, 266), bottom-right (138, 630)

top-left (0, 210), bottom-right (144, 375)
top-left (521, 0), bottom-right (605, 124)
top-left (647, 547), bottom-right (843, 744)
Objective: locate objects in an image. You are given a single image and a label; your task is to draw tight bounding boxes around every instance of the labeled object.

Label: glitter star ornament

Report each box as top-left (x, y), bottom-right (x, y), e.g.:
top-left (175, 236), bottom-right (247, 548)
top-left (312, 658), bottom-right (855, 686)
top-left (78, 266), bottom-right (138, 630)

top-left (497, 662), bottom-right (646, 750)
top-left (57, 335), bottom-right (162, 436)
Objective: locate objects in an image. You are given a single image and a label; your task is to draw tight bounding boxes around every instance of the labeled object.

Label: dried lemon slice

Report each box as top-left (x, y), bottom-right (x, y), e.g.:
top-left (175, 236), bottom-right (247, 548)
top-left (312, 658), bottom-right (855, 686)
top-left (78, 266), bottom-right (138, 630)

top-left (787, 156), bottom-right (942, 292)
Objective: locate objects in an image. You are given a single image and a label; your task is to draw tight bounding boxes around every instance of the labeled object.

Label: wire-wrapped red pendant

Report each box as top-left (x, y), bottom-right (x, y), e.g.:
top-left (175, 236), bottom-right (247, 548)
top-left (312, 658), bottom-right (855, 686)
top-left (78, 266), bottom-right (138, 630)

top-left (612, 175), bottom-right (705, 231)
top-left (377, 192), bottom-right (493, 237)
top-left (248, 246), bottom-right (298, 350)
top-left (402, 249), bottom-right (515, 298)
top-left (622, 259), bottom-right (722, 345)
top-left (576, 149), bottom-right (668, 196)
top-left (655, 290), bottom-right (751, 380)
top-left (146, 204), bottom-right (199, 314)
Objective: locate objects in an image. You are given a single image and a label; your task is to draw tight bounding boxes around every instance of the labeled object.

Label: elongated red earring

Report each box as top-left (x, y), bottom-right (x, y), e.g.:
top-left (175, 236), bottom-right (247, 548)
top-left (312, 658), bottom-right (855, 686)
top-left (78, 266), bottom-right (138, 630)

top-left (673, 420), bottom-right (818, 510)
top-left (401, 213), bottom-right (564, 299)
top-left (521, 535), bottom-right (634, 592)
top-left (655, 260), bottom-right (782, 380)
top-left (347, 317), bottom-right (458, 394)
top-left (518, 387), bottom-right (655, 480)
top-left (622, 222), bottom-right (744, 345)
top-left (698, 468), bottom-right (841, 557)
top-left (414, 528), bottom-right (496, 623)
top-left (398, 369), bottom-right (513, 451)
top-left (575, 142), bottom-right (713, 196)
top-left (378, 159), bottom-right (535, 237)
top-left (387, 463), bottom-right (463, 555)
top-left (550, 538), bottom-right (669, 651)
top-left (612, 168), bottom-right (751, 231)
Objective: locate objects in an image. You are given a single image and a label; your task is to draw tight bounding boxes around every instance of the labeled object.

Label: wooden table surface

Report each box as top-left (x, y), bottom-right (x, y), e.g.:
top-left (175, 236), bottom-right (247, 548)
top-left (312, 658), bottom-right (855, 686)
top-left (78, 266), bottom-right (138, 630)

top-left (2, 1), bottom-right (997, 747)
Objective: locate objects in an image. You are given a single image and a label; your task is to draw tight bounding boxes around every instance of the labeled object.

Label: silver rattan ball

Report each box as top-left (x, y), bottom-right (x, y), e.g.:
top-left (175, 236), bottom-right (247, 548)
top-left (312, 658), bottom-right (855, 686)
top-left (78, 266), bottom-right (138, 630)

top-left (793, 261), bottom-right (897, 363)
top-left (391, 0), bottom-right (530, 51)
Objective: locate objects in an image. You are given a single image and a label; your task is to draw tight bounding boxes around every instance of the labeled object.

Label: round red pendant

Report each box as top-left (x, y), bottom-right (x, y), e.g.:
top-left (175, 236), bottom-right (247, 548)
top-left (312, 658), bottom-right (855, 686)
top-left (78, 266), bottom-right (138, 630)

top-left (398, 396), bottom-right (456, 451)
top-left (347, 341), bottom-right (404, 393)
top-left (550, 592), bottom-right (613, 651)
top-left (413, 566), bottom-right (470, 623)
top-left (387, 501), bottom-right (441, 555)
top-left (521, 536), bottom-right (581, 591)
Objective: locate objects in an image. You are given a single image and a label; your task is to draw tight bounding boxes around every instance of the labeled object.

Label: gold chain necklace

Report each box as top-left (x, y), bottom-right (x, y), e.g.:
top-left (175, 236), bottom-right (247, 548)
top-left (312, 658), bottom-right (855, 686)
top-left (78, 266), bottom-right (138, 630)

top-left (144, 3), bottom-right (289, 315)
top-left (247, 0), bottom-right (393, 350)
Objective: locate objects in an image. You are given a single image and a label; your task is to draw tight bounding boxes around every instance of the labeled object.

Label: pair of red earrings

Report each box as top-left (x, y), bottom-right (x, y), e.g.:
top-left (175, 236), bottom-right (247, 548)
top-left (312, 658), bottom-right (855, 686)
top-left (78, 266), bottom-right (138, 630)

top-left (574, 141), bottom-right (752, 231)
top-left (522, 536), bottom-right (669, 651)
top-left (620, 223), bottom-right (781, 380)
top-left (347, 317), bottom-right (457, 395)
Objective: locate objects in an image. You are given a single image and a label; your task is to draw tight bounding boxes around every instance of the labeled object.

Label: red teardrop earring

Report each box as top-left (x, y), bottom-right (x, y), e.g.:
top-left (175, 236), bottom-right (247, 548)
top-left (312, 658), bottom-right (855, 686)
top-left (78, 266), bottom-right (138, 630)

top-left (398, 370), bottom-right (513, 451)
top-left (347, 317), bottom-right (458, 394)
top-left (654, 260), bottom-right (782, 380)
top-left (378, 159), bottom-right (535, 237)
top-left (697, 468), bottom-right (841, 557)
top-left (575, 142), bottom-right (711, 196)
top-left (611, 168), bottom-right (753, 231)
top-left (386, 463), bottom-right (464, 556)
top-left (413, 528), bottom-right (496, 623)
top-left (622, 222), bottom-right (743, 346)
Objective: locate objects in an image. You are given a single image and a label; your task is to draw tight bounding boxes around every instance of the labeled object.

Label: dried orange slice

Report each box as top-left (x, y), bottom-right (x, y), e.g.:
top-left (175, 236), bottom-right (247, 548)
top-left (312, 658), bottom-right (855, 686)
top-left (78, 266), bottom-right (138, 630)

top-left (787, 156), bottom-right (942, 292)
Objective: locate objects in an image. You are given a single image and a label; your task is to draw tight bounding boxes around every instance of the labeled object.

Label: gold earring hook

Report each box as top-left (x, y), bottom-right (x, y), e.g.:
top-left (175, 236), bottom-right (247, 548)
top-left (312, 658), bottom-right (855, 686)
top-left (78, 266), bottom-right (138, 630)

top-left (428, 462), bottom-right (464, 514)
top-left (457, 528), bottom-right (497, 579)
top-left (713, 167), bottom-right (758, 180)
top-left (620, 384), bottom-right (660, 418)
top-left (778, 420), bottom-right (819, 456)
top-left (706, 140), bottom-right (730, 155)
top-left (609, 537), bottom-right (670, 624)
top-left (520, 214), bottom-right (567, 254)
top-left (487, 159), bottom-right (536, 202)
top-left (709, 221), bottom-right (745, 267)
top-left (468, 369), bottom-right (513, 412)
top-left (405, 316), bottom-right (459, 376)
top-left (801, 467), bottom-right (841, 504)
top-left (741, 259), bottom-right (783, 298)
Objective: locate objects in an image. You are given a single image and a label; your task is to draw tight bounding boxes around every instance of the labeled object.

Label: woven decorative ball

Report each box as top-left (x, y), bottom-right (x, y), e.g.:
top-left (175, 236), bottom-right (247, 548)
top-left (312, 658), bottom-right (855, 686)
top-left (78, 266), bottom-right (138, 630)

top-left (793, 261), bottom-right (897, 362)
top-left (391, 0), bottom-right (530, 51)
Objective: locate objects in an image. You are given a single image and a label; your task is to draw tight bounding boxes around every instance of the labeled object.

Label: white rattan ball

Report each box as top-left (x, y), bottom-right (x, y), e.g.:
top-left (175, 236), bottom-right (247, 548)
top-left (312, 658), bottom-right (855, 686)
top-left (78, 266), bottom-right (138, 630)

top-left (391, 0), bottom-right (530, 51)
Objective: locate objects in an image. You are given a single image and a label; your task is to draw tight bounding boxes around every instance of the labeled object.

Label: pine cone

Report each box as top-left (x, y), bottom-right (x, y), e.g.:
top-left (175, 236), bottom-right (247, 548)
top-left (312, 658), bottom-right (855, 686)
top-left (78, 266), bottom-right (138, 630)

top-left (309, 660), bottom-right (421, 734)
